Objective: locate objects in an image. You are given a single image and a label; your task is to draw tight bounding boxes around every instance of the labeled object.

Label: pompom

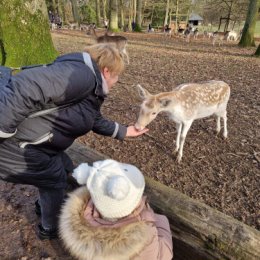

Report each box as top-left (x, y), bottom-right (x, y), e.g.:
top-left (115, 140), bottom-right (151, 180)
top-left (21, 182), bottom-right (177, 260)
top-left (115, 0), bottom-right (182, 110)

top-left (72, 163), bottom-right (91, 185)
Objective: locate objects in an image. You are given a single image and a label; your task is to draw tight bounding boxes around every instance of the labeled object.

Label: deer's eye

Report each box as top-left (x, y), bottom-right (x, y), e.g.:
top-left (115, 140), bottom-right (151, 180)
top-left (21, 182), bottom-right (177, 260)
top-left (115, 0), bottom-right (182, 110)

top-left (152, 112), bottom-right (157, 115)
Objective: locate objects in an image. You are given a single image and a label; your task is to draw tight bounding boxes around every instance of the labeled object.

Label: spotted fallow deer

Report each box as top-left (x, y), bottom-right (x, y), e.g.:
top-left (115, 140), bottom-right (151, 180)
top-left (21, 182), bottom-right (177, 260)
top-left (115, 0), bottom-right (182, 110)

top-left (135, 80), bottom-right (230, 163)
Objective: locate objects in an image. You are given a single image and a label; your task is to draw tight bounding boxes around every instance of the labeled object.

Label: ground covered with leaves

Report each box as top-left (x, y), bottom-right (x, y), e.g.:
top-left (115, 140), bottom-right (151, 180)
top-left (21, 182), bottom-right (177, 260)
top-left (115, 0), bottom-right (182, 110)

top-left (0, 30), bottom-right (259, 259)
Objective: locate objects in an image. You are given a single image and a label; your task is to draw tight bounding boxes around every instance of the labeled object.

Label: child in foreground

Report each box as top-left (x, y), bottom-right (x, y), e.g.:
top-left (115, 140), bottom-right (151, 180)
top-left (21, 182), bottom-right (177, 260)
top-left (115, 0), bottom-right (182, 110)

top-left (59, 159), bottom-right (173, 260)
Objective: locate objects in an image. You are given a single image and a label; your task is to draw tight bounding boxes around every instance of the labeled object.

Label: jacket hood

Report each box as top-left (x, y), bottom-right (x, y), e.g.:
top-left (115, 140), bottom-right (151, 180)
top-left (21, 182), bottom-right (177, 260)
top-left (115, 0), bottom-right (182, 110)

top-left (59, 187), bottom-right (153, 260)
top-left (54, 52), bottom-right (87, 63)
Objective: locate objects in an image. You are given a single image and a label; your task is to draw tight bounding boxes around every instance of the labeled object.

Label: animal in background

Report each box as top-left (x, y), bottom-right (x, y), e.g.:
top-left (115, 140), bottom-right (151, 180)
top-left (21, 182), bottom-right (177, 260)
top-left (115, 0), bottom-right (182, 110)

top-left (135, 81), bottom-right (230, 163)
top-left (92, 28), bottom-right (129, 64)
top-left (226, 30), bottom-right (239, 41)
top-left (164, 24), bottom-right (172, 37)
top-left (212, 31), bottom-right (228, 46)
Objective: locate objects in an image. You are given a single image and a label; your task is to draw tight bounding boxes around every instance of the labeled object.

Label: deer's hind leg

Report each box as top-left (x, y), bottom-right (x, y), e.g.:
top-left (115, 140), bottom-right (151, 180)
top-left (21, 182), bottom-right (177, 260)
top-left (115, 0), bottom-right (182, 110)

top-left (215, 109), bottom-right (228, 138)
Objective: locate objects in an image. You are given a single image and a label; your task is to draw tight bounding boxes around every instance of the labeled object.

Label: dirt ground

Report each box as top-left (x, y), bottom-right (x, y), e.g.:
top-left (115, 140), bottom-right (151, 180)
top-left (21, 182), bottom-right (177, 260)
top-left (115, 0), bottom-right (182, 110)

top-left (0, 30), bottom-right (259, 259)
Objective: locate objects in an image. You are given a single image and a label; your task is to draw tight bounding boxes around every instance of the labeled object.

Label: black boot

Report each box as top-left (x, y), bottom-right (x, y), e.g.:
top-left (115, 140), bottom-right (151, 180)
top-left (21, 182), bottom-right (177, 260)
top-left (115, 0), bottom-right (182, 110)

top-left (37, 224), bottom-right (58, 240)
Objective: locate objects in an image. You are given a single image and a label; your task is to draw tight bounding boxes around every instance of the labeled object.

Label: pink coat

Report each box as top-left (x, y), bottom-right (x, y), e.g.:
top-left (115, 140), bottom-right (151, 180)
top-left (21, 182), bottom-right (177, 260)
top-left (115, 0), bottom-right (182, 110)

top-left (59, 187), bottom-right (173, 260)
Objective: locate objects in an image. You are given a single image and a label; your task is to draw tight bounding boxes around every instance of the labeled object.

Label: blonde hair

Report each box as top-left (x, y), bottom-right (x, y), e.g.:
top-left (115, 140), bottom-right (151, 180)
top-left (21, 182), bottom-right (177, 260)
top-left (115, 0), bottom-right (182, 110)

top-left (84, 43), bottom-right (125, 75)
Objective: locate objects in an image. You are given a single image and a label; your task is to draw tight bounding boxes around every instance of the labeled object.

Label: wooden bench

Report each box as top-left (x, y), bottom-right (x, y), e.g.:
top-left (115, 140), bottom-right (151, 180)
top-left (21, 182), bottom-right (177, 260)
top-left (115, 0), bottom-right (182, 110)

top-left (67, 142), bottom-right (260, 260)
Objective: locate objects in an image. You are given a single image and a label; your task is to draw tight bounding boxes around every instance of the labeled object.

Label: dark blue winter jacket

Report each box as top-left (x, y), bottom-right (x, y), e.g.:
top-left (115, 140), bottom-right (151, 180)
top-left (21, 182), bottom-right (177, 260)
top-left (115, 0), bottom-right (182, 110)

top-left (0, 52), bottom-right (127, 150)
top-left (0, 52), bottom-right (127, 188)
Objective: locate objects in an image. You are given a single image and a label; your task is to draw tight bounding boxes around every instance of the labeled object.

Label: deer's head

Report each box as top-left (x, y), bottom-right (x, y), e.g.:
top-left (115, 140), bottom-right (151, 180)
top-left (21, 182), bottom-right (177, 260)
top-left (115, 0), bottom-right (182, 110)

top-left (135, 85), bottom-right (171, 130)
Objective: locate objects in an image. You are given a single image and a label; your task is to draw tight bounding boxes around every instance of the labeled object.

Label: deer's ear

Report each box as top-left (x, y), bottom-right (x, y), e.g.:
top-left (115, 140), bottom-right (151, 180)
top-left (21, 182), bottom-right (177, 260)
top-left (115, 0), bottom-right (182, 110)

top-left (136, 84), bottom-right (151, 99)
top-left (159, 98), bottom-right (171, 107)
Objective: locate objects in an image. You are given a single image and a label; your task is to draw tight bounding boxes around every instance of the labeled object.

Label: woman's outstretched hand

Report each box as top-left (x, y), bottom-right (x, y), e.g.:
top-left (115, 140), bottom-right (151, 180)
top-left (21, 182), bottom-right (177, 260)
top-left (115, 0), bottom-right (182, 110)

top-left (126, 125), bottom-right (149, 137)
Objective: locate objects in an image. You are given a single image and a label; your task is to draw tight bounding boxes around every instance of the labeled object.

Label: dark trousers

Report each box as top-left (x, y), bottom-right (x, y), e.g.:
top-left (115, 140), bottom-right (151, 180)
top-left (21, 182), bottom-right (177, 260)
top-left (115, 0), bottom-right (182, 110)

top-left (39, 187), bottom-right (65, 230)
top-left (0, 141), bottom-right (75, 230)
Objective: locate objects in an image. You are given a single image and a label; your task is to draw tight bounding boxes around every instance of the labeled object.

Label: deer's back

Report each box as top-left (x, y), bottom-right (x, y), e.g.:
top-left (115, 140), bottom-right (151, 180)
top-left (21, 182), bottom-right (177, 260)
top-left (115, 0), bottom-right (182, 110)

top-left (97, 35), bottom-right (127, 43)
top-left (166, 81), bottom-right (230, 120)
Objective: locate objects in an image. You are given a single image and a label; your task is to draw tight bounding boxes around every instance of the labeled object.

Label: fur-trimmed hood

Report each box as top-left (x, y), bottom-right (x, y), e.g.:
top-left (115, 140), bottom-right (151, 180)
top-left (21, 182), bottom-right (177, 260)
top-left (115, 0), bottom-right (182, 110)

top-left (59, 187), bottom-right (154, 260)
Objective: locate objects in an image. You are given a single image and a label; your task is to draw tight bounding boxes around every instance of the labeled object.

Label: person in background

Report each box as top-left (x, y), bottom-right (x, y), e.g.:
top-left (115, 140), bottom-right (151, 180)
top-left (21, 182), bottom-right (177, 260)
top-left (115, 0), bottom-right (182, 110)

top-left (104, 19), bottom-right (108, 29)
top-left (0, 43), bottom-right (148, 240)
top-left (60, 159), bottom-right (173, 260)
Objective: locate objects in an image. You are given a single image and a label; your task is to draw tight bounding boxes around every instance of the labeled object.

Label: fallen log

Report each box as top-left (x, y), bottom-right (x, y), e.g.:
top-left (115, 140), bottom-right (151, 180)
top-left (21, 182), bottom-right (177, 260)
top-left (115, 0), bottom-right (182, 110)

top-left (67, 142), bottom-right (260, 260)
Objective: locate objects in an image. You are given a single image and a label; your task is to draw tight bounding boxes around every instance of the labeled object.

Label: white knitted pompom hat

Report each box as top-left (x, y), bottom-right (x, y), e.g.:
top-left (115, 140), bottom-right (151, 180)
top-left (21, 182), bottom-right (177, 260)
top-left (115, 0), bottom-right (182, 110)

top-left (76, 159), bottom-right (145, 219)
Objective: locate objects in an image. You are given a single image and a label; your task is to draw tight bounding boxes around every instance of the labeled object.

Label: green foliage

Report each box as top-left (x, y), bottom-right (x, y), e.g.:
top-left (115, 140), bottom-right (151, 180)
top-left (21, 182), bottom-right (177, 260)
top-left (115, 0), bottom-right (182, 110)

top-left (80, 5), bottom-right (96, 24)
top-left (134, 24), bottom-right (143, 32)
top-left (150, 7), bottom-right (165, 27)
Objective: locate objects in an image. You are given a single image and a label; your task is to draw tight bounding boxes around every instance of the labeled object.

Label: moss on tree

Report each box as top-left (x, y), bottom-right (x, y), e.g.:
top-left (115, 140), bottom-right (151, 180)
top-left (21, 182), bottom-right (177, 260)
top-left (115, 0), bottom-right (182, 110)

top-left (0, 0), bottom-right (58, 67)
top-left (239, 0), bottom-right (259, 47)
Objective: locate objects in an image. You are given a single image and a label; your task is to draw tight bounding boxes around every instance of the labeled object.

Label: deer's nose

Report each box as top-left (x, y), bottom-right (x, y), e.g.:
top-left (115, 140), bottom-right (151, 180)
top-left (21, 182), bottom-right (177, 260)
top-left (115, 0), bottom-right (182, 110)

top-left (134, 123), bottom-right (144, 131)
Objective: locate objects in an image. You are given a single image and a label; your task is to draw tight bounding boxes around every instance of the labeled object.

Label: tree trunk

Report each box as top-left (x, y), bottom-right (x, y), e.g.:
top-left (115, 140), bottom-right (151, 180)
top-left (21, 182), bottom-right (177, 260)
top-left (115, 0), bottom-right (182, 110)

top-left (136, 0), bottom-right (143, 31)
top-left (133, 0), bottom-right (137, 22)
top-left (0, 0), bottom-right (57, 67)
top-left (224, 1), bottom-right (233, 32)
top-left (224, 13), bottom-right (231, 32)
top-left (164, 0), bottom-right (170, 26)
top-left (169, 7), bottom-right (172, 25)
top-left (70, 0), bottom-right (80, 24)
top-left (52, 0), bottom-right (57, 12)
top-left (239, 0), bottom-right (259, 47)
top-left (255, 44), bottom-right (260, 56)
top-left (101, 0), bottom-right (107, 21)
top-left (175, 0), bottom-right (179, 33)
top-left (57, 0), bottom-right (66, 23)
top-left (128, 0), bottom-right (134, 31)
top-left (119, 0), bottom-right (125, 29)
top-left (96, 0), bottom-right (101, 27)
top-left (150, 4), bottom-right (154, 24)
top-left (66, 142), bottom-right (260, 260)
top-left (60, 0), bottom-right (69, 25)
top-left (109, 0), bottom-right (119, 31)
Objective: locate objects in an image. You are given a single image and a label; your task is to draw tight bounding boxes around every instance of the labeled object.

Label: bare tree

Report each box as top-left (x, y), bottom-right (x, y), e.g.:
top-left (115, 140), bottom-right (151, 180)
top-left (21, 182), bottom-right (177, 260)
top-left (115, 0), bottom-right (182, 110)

top-left (203, 0), bottom-right (248, 30)
top-left (164, 0), bottom-right (170, 26)
top-left (102, 0), bottom-right (107, 21)
top-left (239, 0), bottom-right (260, 47)
top-left (133, 0), bottom-right (137, 22)
top-left (57, 0), bottom-right (68, 24)
top-left (96, 0), bottom-right (101, 26)
top-left (136, 0), bottom-right (143, 30)
top-left (119, 0), bottom-right (125, 29)
top-left (109, 0), bottom-right (119, 31)
top-left (128, 0), bottom-right (134, 31)
top-left (0, 0), bottom-right (57, 67)
top-left (70, 0), bottom-right (80, 24)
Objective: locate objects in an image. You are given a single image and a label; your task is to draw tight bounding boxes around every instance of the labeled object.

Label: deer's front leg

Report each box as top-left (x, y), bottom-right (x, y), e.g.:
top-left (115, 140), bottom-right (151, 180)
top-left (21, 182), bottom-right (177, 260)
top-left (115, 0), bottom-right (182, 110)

top-left (177, 120), bottom-right (193, 163)
top-left (216, 116), bottom-right (221, 134)
top-left (174, 123), bottom-right (182, 153)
